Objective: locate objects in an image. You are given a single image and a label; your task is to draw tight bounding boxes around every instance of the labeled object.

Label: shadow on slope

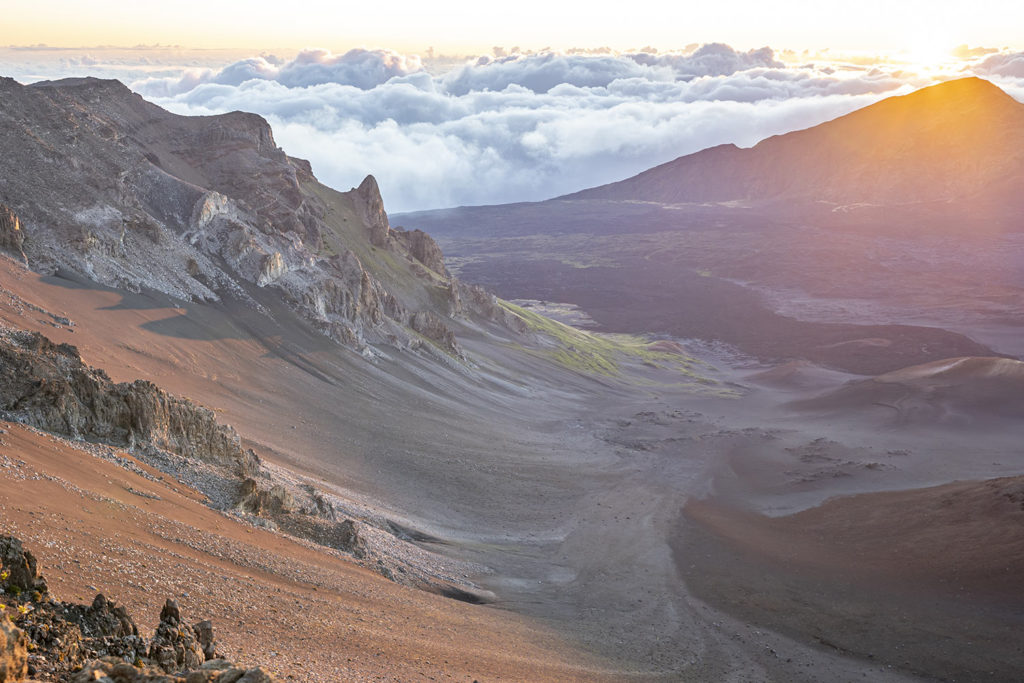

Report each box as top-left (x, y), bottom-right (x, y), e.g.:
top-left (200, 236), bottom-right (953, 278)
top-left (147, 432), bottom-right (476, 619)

top-left (678, 474), bottom-right (1024, 682)
top-left (789, 356), bottom-right (1024, 426)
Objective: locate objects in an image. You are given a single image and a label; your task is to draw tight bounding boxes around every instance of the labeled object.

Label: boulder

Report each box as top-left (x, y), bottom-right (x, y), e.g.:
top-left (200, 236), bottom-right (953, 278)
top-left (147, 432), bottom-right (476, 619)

top-left (192, 620), bottom-right (217, 662)
top-left (0, 536), bottom-right (47, 596)
top-left (0, 618), bottom-right (27, 683)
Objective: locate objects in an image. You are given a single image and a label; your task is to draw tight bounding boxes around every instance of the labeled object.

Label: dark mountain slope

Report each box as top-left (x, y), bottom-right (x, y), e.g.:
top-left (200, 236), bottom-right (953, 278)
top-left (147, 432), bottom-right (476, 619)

top-left (565, 77), bottom-right (1024, 207)
top-left (398, 78), bottom-right (1023, 371)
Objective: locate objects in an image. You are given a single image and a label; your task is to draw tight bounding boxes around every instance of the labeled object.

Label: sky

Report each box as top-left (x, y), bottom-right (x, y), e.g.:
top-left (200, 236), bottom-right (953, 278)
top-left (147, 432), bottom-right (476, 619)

top-left (4, 2), bottom-right (1024, 212)
top-left (5, 0), bottom-right (1024, 55)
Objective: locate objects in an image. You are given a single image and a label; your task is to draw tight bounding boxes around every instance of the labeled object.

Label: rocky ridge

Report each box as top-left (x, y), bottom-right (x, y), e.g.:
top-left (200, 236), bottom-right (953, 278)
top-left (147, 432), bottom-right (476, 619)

top-left (0, 320), bottom-right (487, 601)
top-left (0, 322), bottom-right (369, 561)
top-left (0, 325), bottom-right (250, 473)
top-left (0, 77), bottom-right (505, 357)
top-left (0, 535), bottom-right (278, 682)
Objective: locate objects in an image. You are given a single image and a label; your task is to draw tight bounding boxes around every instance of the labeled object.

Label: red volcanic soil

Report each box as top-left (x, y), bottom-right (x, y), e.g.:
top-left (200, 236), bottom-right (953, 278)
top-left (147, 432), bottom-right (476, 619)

top-left (0, 256), bottom-right (628, 681)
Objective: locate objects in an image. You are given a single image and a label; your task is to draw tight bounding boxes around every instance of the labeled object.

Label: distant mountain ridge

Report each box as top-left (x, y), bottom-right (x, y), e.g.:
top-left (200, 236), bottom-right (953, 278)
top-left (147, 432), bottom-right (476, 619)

top-left (564, 77), bottom-right (1024, 208)
top-left (0, 76), bottom-right (505, 357)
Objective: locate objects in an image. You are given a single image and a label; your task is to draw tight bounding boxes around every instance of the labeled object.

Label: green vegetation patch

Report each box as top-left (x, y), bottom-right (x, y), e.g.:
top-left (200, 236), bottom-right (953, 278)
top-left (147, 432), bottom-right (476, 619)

top-left (497, 300), bottom-right (715, 385)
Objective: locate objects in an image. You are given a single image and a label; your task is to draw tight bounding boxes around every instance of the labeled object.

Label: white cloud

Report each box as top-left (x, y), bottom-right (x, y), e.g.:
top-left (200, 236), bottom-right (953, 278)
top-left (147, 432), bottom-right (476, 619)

top-left (133, 48), bottom-right (424, 96)
top-left (974, 50), bottom-right (1024, 79)
top-left (15, 43), bottom-right (1018, 213)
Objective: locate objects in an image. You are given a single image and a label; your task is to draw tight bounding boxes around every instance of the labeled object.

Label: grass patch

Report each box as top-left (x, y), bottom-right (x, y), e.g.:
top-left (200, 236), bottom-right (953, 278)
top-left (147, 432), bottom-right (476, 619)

top-left (497, 300), bottom-right (712, 382)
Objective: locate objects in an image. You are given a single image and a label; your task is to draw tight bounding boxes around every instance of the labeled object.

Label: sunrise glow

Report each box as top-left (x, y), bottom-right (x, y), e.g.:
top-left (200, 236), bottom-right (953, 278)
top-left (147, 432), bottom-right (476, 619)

top-left (3, 0), bottom-right (1023, 55)
top-left (4, 1), bottom-right (1024, 682)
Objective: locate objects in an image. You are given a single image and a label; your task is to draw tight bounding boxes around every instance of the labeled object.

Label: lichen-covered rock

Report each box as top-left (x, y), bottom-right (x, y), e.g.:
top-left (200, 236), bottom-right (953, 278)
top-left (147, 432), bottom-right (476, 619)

top-left (71, 657), bottom-right (279, 682)
top-left (0, 539), bottom-right (276, 682)
top-left (20, 602), bottom-right (85, 673)
top-left (0, 205), bottom-right (26, 263)
top-left (0, 536), bottom-right (47, 596)
top-left (64, 594), bottom-right (139, 639)
top-left (0, 617), bottom-right (28, 683)
top-left (147, 600), bottom-right (204, 673)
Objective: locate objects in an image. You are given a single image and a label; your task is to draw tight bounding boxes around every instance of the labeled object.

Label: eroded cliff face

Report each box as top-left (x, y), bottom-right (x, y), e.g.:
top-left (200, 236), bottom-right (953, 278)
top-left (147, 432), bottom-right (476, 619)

top-left (354, 175), bottom-right (391, 248)
top-left (0, 77), bottom-right (473, 356)
top-left (0, 325), bottom-right (246, 470)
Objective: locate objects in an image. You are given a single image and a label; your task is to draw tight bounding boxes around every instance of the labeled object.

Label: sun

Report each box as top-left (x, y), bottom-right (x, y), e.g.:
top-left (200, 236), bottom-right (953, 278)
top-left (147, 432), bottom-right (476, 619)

top-left (903, 36), bottom-right (956, 71)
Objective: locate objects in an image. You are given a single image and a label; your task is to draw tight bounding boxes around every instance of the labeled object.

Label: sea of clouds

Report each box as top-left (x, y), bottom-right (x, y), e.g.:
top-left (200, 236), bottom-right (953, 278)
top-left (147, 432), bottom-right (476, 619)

top-left (5, 43), bottom-right (1023, 212)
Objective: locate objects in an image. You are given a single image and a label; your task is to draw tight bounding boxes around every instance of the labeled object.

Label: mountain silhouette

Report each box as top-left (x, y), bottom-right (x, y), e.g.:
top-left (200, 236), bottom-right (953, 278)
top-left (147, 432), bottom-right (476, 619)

top-left (565, 77), bottom-right (1024, 208)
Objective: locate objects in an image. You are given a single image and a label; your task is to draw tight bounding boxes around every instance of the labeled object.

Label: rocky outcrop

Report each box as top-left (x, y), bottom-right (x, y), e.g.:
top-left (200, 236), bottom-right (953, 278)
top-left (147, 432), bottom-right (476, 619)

top-left (256, 252), bottom-right (286, 286)
top-left (2, 536), bottom-right (277, 682)
top-left (148, 600), bottom-right (205, 673)
top-left (235, 479), bottom-right (366, 558)
top-left (0, 78), bottom-right (473, 358)
top-left (391, 228), bottom-right (447, 275)
top-left (235, 479), bottom-right (294, 516)
top-left (0, 619), bottom-right (27, 683)
top-left (453, 280), bottom-right (529, 334)
top-left (65, 593), bottom-right (139, 640)
top-left (34, 594), bottom-right (148, 667)
top-left (17, 604), bottom-right (82, 672)
top-left (73, 658), bottom-right (277, 683)
top-left (353, 175), bottom-right (390, 247)
top-left (0, 326), bottom-right (247, 471)
top-left (0, 537), bottom-right (47, 597)
top-left (278, 517), bottom-right (366, 558)
top-left (0, 205), bottom-right (26, 263)
top-left (411, 311), bottom-right (458, 353)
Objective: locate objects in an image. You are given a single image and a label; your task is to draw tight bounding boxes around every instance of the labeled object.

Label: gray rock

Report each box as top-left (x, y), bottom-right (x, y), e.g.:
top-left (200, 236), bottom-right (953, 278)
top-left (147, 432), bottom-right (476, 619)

top-left (0, 327), bottom-right (247, 470)
top-left (0, 77), bottom-right (466, 357)
top-left (0, 536), bottom-right (47, 596)
top-left (148, 600), bottom-right (204, 673)
top-left (353, 175), bottom-right (390, 247)
top-left (192, 621), bottom-right (216, 662)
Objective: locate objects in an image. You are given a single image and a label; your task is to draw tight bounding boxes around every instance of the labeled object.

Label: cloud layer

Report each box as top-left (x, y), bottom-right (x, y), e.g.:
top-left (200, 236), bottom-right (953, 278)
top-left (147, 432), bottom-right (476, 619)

top-left (27, 44), bottom-right (1022, 213)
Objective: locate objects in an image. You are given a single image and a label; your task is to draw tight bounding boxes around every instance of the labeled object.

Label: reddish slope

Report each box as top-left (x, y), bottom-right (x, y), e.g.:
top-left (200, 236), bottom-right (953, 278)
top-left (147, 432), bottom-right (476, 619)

top-left (0, 254), bottom-right (638, 681)
top-left (0, 423), bottom-right (618, 682)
